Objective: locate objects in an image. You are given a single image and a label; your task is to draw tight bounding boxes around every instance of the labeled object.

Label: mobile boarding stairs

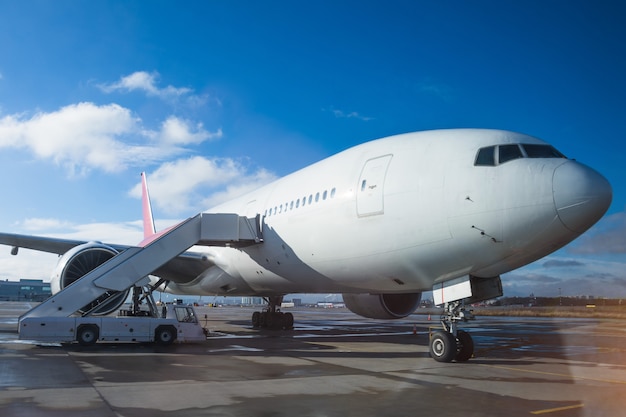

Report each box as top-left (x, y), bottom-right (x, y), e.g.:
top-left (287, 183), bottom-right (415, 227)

top-left (18, 213), bottom-right (263, 323)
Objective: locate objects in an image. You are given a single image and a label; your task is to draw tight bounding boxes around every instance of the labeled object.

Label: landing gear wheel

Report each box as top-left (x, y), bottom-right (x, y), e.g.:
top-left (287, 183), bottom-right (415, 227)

top-left (252, 311), bottom-right (261, 328)
top-left (252, 296), bottom-right (294, 330)
top-left (266, 312), bottom-right (286, 330)
top-left (76, 324), bottom-right (99, 346)
top-left (455, 330), bottom-right (474, 362)
top-left (265, 312), bottom-right (276, 329)
top-left (429, 330), bottom-right (457, 362)
top-left (282, 312), bottom-right (294, 329)
top-left (155, 326), bottom-right (176, 345)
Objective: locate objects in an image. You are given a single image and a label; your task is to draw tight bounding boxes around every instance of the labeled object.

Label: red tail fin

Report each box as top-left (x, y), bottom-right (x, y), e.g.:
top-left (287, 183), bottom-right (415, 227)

top-left (141, 172), bottom-right (157, 239)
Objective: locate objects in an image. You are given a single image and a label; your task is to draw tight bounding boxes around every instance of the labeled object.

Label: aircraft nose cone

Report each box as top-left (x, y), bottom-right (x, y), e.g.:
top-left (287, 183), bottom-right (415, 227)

top-left (553, 161), bottom-right (612, 233)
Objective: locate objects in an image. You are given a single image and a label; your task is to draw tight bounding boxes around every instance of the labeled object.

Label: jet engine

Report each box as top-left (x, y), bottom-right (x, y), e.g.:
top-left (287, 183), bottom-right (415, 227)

top-left (50, 242), bottom-right (129, 315)
top-left (343, 293), bottom-right (421, 319)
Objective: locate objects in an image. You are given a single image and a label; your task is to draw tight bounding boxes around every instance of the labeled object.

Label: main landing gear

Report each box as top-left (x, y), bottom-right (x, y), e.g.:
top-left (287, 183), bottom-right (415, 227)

top-left (251, 296), bottom-right (294, 330)
top-left (429, 300), bottom-right (475, 362)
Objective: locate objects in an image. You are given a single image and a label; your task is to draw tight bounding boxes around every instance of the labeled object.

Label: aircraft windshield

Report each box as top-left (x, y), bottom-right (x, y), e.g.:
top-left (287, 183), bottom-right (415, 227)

top-left (475, 144), bottom-right (567, 166)
top-left (522, 144), bottom-right (566, 159)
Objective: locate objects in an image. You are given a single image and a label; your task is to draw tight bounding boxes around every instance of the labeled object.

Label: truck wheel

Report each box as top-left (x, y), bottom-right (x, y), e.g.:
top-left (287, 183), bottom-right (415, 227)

top-left (77, 324), bottom-right (99, 346)
top-left (155, 326), bottom-right (176, 345)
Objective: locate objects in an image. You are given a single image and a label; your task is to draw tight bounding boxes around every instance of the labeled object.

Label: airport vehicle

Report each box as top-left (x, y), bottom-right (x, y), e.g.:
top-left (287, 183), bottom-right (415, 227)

top-left (18, 287), bottom-right (207, 345)
top-left (0, 129), bottom-right (612, 361)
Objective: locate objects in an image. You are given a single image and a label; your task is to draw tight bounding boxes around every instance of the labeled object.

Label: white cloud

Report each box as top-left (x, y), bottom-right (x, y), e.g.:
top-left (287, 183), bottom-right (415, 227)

top-left (324, 107), bottom-right (373, 121)
top-left (502, 254), bottom-right (626, 298)
top-left (55, 221), bottom-right (144, 245)
top-left (152, 116), bottom-right (222, 146)
top-left (0, 249), bottom-right (57, 281)
top-left (0, 102), bottom-right (223, 176)
top-left (99, 71), bottom-right (196, 100)
top-left (200, 168), bottom-right (276, 208)
top-left (569, 211), bottom-right (626, 254)
top-left (129, 156), bottom-right (277, 214)
top-left (15, 218), bottom-right (73, 232)
top-left (0, 102), bottom-right (151, 174)
top-left (417, 79), bottom-right (454, 102)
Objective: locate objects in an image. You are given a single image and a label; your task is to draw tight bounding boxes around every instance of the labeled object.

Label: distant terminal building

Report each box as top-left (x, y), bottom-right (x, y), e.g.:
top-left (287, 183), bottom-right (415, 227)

top-left (0, 279), bottom-right (51, 301)
top-left (241, 297), bottom-right (264, 306)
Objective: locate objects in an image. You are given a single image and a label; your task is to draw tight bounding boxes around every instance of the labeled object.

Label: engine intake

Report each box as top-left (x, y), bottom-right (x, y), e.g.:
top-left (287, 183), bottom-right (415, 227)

top-left (50, 242), bottom-right (129, 315)
top-left (343, 293), bottom-right (421, 319)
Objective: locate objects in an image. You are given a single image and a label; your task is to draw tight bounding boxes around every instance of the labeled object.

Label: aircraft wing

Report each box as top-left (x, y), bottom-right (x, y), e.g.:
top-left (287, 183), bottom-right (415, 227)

top-left (0, 232), bottom-right (209, 283)
top-left (0, 232), bottom-right (101, 255)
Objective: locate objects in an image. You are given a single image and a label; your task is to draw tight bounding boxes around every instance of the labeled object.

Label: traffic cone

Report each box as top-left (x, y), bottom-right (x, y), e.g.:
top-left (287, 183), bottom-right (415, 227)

top-left (427, 314), bottom-right (431, 321)
top-left (412, 324), bottom-right (417, 335)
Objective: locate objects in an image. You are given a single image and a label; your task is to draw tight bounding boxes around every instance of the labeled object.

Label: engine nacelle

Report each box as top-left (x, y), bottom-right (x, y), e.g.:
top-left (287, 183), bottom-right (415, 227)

top-left (50, 242), bottom-right (129, 315)
top-left (343, 293), bottom-right (421, 319)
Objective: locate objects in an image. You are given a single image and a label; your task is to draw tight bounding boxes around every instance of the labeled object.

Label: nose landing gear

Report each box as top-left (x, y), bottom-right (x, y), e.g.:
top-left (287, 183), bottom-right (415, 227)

top-left (429, 300), bottom-right (475, 362)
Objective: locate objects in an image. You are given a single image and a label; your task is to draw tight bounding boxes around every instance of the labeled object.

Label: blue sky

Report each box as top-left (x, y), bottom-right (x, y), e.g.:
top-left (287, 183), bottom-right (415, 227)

top-left (0, 1), bottom-right (625, 299)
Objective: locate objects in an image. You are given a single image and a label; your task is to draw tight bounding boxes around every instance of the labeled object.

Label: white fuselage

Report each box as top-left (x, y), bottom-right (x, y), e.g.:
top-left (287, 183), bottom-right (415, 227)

top-left (161, 129), bottom-right (611, 297)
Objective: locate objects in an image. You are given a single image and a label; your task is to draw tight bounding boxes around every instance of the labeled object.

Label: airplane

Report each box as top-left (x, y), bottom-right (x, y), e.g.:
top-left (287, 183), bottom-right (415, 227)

top-left (0, 128), bottom-right (612, 362)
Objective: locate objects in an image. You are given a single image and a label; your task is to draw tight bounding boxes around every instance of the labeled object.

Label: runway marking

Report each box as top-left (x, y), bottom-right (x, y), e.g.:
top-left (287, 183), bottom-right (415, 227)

top-left (530, 403), bottom-right (584, 414)
top-left (481, 363), bottom-right (626, 385)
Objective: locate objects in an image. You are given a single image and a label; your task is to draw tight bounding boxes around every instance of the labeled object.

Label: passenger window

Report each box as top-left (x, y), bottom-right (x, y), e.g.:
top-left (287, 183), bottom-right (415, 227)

top-left (361, 180), bottom-right (367, 191)
top-left (475, 146), bottom-right (495, 166)
top-left (323, 190), bottom-right (328, 200)
top-left (315, 192), bottom-right (320, 202)
top-left (296, 199), bottom-right (300, 208)
top-left (308, 195), bottom-right (313, 204)
top-left (498, 144), bottom-right (523, 164)
top-left (331, 188), bottom-right (336, 198)
top-left (290, 201), bottom-right (294, 210)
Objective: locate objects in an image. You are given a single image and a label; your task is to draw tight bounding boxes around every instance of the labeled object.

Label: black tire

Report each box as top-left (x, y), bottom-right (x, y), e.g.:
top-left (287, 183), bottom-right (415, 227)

top-left (155, 326), bottom-right (176, 345)
top-left (282, 312), bottom-right (294, 329)
top-left (252, 311), bottom-right (261, 328)
top-left (76, 324), bottom-right (99, 346)
top-left (429, 330), bottom-right (457, 362)
top-left (266, 312), bottom-right (279, 329)
top-left (455, 330), bottom-right (474, 362)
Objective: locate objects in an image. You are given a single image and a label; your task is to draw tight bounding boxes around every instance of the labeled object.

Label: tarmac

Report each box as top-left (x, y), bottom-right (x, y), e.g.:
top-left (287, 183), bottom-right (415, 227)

top-left (1, 301), bottom-right (625, 417)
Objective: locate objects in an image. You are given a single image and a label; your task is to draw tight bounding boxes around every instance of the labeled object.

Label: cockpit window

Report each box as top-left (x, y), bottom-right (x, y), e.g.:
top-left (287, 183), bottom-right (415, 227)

top-left (498, 144), bottom-right (523, 164)
top-left (475, 146), bottom-right (495, 166)
top-left (475, 143), bottom-right (567, 167)
top-left (522, 144), bottom-right (566, 159)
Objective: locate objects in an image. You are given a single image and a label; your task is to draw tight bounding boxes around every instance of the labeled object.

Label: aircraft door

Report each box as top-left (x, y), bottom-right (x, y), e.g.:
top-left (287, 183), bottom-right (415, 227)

top-left (357, 154), bottom-right (393, 217)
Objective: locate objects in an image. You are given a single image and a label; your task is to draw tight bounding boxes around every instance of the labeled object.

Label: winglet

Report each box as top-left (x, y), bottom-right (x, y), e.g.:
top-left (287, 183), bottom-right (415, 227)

top-left (141, 172), bottom-right (157, 238)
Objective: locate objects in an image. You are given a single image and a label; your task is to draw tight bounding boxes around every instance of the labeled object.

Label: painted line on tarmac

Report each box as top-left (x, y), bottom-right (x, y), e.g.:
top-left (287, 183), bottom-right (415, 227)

top-left (530, 403), bottom-right (584, 415)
